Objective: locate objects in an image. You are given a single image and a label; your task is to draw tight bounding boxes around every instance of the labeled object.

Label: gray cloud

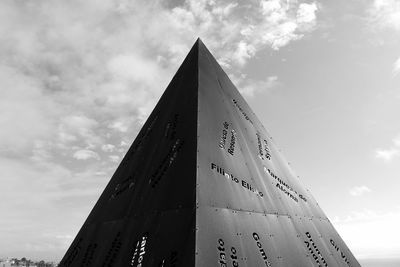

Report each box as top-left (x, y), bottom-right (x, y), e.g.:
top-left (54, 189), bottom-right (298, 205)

top-left (0, 0), bottom-right (319, 259)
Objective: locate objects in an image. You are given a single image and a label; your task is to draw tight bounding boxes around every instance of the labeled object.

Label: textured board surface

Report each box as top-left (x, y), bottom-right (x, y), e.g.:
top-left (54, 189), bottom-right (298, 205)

top-left (60, 39), bottom-right (360, 267)
top-left (195, 41), bottom-right (359, 267)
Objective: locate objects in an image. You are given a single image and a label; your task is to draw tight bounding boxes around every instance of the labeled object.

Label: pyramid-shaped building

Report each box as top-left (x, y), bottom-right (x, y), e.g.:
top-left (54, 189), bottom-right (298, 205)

top-left (60, 39), bottom-right (360, 267)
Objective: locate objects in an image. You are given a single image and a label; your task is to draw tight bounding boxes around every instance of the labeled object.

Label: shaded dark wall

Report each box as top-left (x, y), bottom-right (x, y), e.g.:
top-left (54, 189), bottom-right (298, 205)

top-left (60, 41), bottom-right (199, 267)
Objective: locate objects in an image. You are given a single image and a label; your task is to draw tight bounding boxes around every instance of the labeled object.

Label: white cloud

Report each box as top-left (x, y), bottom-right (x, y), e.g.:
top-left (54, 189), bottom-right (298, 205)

top-left (120, 140), bottom-right (130, 147)
top-left (58, 115), bottom-right (100, 147)
top-left (375, 148), bottom-right (399, 161)
top-left (167, 0), bottom-right (319, 66)
top-left (62, 116), bottom-right (98, 132)
top-left (109, 120), bottom-right (130, 133)
top-left (72, 149), bottom-right (100, 160)
top-left (368, 0), bottom-right (400, 30)
top-left (393, 57), bottom-right (400, 76)
top-left (238, 76), bottom-right (280, 97)
top-left (260, 0), bottom-right (280, 13)
top-left (211, 2), bottom-right (237, 18)
top-left (232, 41), bottom-right (256, 66)
top-left (349, 185), bottom-right (372, 196)
top-left (0, 0), bottom-right (320, 260)
top-left (101, 144), bottom-right (115, 152)
top-left (375, 134), bottom-right (400, 161)
top-left (109, 155), bottom-right (120, 162)
top-left (297, 3), bottom-right (318, 24)
top-left (0, 1), bottom-right (321, 155)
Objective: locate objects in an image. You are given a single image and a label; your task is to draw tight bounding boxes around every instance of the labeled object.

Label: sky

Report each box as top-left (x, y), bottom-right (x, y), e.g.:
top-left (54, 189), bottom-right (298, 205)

top-left (0, 0), bottom-right (399, 263)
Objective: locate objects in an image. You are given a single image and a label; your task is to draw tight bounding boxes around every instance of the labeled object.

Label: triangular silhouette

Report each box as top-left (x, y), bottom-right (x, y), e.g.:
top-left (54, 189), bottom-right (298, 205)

top-left (60, 39), bottom-right (360, 267)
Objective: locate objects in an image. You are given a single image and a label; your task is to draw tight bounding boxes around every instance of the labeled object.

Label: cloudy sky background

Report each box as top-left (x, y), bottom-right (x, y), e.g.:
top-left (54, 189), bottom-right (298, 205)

top-left (0, 0), bottom-right (399, 264)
